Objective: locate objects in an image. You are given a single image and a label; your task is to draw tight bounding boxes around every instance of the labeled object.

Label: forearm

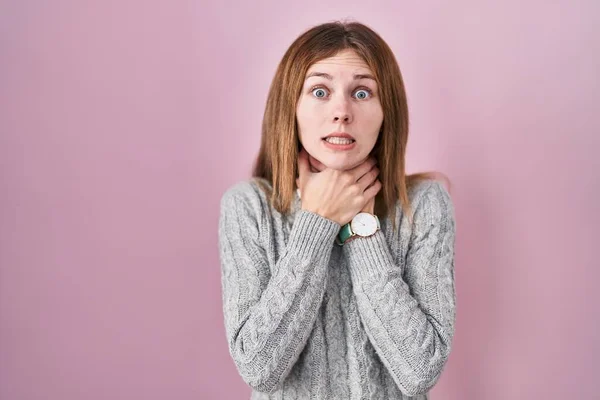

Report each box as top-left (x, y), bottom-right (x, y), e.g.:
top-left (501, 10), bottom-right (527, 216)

top-left (343, 230), bottom-right (456, 396)
top-left (221, 210), bottom-right (339, 392)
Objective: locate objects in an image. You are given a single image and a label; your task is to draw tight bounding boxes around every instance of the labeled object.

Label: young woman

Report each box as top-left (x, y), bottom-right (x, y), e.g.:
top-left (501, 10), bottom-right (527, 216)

top-left (218, 20), bottom-right (457, 400)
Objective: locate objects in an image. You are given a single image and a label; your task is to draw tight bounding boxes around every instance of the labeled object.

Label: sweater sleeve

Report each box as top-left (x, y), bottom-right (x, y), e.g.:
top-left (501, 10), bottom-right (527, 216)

top-left (341, 181), bottom-right (457, 396)
top-left (218, 183), bottom-right (340, 393)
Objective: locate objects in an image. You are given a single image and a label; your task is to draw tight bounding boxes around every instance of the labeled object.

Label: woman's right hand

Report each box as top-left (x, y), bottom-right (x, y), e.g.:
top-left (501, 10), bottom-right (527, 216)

top-left (296, 148), bottom-right (381, 226)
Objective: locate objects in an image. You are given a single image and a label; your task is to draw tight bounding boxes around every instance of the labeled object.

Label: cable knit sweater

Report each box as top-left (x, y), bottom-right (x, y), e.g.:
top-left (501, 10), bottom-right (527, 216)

top-left (218, 177), bottom-right (457, 399)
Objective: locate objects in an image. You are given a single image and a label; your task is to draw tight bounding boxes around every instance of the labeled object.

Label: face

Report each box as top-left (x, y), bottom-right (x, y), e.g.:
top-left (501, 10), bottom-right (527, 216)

top-left (296, 48), bottom-right (383, 171)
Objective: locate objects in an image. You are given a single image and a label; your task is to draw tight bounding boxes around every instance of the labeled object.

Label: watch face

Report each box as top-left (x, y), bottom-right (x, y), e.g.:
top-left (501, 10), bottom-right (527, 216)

top-left (351, 213), bottom-right (378, 237)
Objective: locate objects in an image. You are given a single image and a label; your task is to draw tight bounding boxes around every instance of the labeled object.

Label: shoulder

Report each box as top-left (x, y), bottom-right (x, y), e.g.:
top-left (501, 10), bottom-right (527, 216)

top-left (406, 178), bottom-right (455, 229)
top-left (408, 179), bottom-right (452, 206)
top-left (219, 178), bottom-right (272, 220)
top-left (221, 177), bottom-right (271, 204)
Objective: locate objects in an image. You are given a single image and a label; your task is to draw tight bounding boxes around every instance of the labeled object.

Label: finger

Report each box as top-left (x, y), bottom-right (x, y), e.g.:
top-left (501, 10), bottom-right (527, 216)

top-left (360, 197), bottom-right (375, 213)
top-left (348, 156), bottom-right (378, 182)
top-left (357, 165), bottom-right (379, 191)
top-left (363, 179), bottom-right (382, 200)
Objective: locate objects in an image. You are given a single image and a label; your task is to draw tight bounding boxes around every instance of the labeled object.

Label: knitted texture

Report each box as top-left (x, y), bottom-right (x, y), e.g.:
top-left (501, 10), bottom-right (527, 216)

top-left (218, 177), bottom-right (457, 399)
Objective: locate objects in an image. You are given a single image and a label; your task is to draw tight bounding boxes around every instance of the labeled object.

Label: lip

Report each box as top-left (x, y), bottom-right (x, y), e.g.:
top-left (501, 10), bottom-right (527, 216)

top-left (322, 132), bottom-right (355, 140)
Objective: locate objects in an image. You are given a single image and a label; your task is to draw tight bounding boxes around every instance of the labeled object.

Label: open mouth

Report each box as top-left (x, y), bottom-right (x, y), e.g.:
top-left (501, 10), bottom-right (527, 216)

top-left (322, 137), bottom-right (356, 145)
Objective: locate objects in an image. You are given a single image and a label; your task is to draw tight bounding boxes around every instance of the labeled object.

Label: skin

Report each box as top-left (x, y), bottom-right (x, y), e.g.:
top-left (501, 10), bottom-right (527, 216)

top-left (295, 49), bottom-right (383, 222)
top-left (297, 148), bottom-right (380, 225)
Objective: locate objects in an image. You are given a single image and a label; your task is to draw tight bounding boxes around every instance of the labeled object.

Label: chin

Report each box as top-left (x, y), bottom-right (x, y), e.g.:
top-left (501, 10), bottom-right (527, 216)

top-left (321, 156), bottom-right (358, 171)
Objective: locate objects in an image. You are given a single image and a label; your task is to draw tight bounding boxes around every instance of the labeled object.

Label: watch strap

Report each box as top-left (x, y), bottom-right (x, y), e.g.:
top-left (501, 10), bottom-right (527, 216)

top-left (336, 222), bottom-right (354, 245)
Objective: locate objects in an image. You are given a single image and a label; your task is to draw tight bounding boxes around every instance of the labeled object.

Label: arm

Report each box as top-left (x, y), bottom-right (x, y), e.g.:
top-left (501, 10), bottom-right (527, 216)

top-left (218, 183), bottom-right (340, 393)
top-left (342, 181), bottom-right (457, 396)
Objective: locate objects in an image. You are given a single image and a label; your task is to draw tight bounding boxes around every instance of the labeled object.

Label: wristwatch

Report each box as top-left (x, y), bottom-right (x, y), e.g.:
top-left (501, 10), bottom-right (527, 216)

top-left (336, 212), bottom-right (380, 246)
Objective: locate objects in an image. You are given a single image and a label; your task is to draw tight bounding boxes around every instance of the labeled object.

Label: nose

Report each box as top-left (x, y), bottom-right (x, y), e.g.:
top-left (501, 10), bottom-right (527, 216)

top-left (332, 96), bottom-right (353, 124)
top-left (333, 114), bottom-right (351, 123)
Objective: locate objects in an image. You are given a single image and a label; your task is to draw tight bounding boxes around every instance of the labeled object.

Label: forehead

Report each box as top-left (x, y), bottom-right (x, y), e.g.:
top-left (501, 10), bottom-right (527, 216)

top-left (306, 49), bottom-right (372, 75)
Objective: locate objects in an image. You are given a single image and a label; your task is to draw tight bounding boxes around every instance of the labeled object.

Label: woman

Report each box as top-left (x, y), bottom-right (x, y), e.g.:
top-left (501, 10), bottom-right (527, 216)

top-left (218, 20), bottom-right (456, 400)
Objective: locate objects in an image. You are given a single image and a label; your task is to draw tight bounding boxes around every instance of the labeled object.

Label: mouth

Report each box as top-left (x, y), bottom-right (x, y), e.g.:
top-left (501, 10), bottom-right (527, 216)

top-left (322, 132), bottom-right (356, 145)
top-left (322, 137), bottom-right (355, 145)
top-left (321, 134), bottom-right (357, 151)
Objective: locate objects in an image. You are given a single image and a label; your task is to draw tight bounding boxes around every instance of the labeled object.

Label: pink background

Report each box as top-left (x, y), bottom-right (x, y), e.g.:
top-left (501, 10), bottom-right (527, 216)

top-left (1, 1), bottom-right (598, 399)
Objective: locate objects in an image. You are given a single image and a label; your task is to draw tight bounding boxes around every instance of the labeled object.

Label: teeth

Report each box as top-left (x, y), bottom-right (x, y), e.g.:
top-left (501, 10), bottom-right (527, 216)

top-left (325, 137), bottom-right (354, 145)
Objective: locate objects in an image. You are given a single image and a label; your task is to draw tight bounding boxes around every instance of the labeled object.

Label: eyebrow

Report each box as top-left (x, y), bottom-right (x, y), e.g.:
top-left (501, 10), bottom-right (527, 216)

top-left (305, 71), bottom-right (376, 81)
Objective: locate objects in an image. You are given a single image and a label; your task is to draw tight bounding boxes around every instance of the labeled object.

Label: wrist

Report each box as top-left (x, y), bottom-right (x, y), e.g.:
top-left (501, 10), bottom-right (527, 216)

top-left (301, 206), bottom-right (341, 226)
top-left (361, 203), bottom-right (375, 214)
top-left (337, 212), bottom-right (380, 245)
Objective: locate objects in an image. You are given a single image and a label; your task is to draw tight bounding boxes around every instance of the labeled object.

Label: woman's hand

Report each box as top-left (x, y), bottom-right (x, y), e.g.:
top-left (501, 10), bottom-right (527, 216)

top-left (296, 148), bottom-right (381, 226)
top-left (360, 196), bottom-right (375, 215)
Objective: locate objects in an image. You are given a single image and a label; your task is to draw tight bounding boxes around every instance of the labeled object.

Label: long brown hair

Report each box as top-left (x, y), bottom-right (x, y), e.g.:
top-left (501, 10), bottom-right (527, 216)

top-left (252, 20), bottom-right (449, 230)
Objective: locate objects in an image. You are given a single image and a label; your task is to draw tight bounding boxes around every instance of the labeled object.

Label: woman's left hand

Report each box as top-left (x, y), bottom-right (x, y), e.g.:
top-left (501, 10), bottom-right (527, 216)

top-left (361, 197), bottom-right (375, 214)
top-left (296, 152), bottom-right (376, 215)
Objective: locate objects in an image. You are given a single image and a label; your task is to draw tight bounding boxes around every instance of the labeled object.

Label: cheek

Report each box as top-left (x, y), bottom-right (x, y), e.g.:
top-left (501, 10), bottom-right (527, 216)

top-left (296, 101), bottom-right (312, 126)
top-left (365, 105), bottom-right (383, 135)
top-left (296, 104), bottom-right (319, 143)
top-left (295, 106), bottom-right (307, 140)
top-left (366, 101), bottom-right (384, 120)
top-left (297, 105), bottom-right (322, 131)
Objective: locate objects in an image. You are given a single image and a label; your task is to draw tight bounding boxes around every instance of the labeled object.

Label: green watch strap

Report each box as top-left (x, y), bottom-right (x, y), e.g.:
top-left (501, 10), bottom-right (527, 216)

top-left (337, 222), bottom-right (354, 245)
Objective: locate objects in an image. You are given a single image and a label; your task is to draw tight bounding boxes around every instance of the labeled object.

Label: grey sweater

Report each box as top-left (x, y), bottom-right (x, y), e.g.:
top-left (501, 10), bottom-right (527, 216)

top-left (218, 177), bottom-right (457, 399)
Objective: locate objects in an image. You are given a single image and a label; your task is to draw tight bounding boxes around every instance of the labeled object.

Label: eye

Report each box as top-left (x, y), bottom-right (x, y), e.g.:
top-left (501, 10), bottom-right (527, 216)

top-left (354, 88), bottom-right (372, 100)
top-left (309, 85), bottom-right (373, 100)
top-left (311, 87), bottom-right (328, 98)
